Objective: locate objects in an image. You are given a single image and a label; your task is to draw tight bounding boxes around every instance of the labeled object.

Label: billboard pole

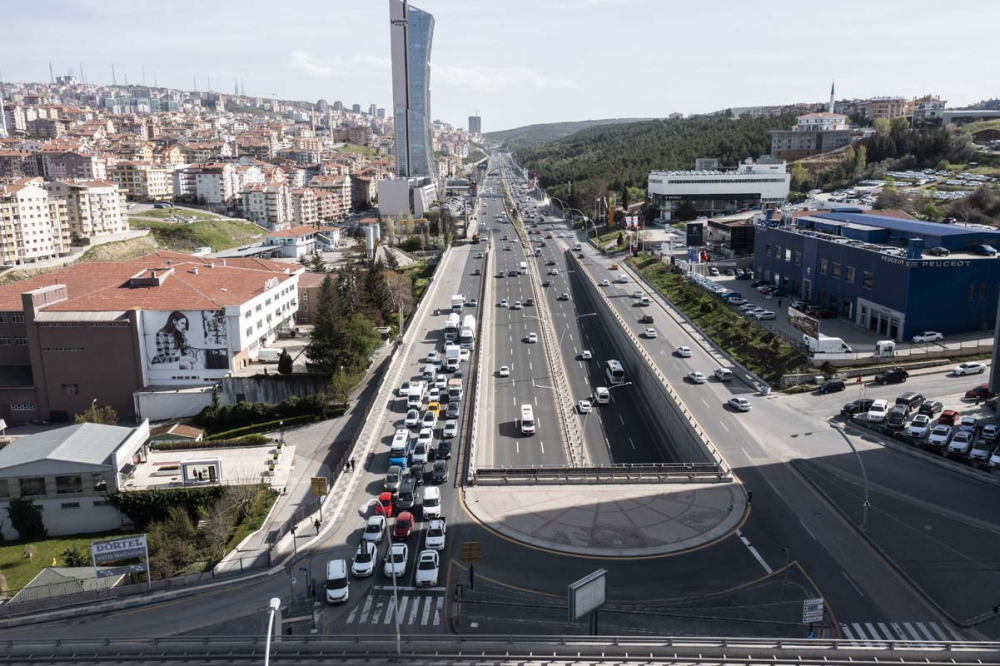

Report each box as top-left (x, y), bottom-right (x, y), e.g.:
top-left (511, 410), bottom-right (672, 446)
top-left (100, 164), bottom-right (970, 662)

top-left (143, 534), bottom-right (151, 590)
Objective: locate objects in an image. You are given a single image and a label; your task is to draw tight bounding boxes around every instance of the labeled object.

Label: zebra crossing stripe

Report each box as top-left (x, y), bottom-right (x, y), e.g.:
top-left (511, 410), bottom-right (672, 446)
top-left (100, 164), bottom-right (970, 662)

top-left (928, 623), bottom-right (949, 641)
top-left (421, 594), bottom-right (433, 625)
top-left (407, 595), bottom-right (421, 624)
top-left (371, 598), bottom-right (384, 624)
top-left (383, 597), bottom-right (396, 625)
top-left (876, 623), bottom-right (893, 640)
top-left (398, 596), bottom-right (410, 624)
top-left (841, 621), bottom-right (959, 643)
top-left (358, 596), bottom-right (373, 624)
top-left (902, 622), bottom-right (921, 640)
top-left (433, 596), bottom-right (443, 626)
top-left (916, 623), bottom-right (936, 641)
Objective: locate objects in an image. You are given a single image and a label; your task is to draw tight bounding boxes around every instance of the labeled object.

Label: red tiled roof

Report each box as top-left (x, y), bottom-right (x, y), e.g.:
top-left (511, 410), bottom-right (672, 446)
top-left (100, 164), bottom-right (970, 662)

top-left (297, 272), bottom-right (331, 288)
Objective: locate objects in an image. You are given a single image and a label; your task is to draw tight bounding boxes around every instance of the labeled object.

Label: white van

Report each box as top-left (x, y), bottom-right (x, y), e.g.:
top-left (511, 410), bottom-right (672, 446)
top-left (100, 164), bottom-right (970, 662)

top-left (519, 404), bottom-right (536, 435)
top-left (325, 559), bottom-right (349, 604)
top-left (594, 387), bottom-right (610, 404)
top-left (573, 242), bottom-right (582, 251)
top-left (407, 381), bottom-right (426, 409)
top-left (257, 348), bottom-right (282, 363)
top-left (422, 486), bottom-right (442, 519)
top-left (639, 296), bottom-right (650, 306)
top-left (422, 364), bottom-right (437, 382)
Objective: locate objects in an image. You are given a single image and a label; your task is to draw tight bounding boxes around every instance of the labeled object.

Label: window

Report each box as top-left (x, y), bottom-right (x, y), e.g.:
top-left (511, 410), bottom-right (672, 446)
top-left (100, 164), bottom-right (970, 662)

top-left (820, 259), bottom-right (828, 275)
top-left (793, 251), bottom-right (801, 266)
top-left (846, 266), bottom-right (855, 283)
top-left (10, 403), bottom-right (36, 411)
top-left (0, 313), bottom-right (6, 323)
top-left (832, 263), bottom-right (841, 278)
top-left (784, 248), bottom-right (792, 263)
top-left (968, 282), bottom-right (976, 301)
top-left (0, 336), bottom-right (9, 345)
top-left (765, 244), bottom-right (772, 257)
top-left (60, 502), bottom-right (80, 509)
top-left (11, 313), bottom-right (24, 323)
top-left (13, 336), bottom-right (27, 346)
top-left (62, 383), bottom-right (79, 395)
top-left (56, 475), bottom-right (82, 494)
top-left (863, 271), bottom-right (874, 288)
top-left (19, 477), bottom-right (47, 497)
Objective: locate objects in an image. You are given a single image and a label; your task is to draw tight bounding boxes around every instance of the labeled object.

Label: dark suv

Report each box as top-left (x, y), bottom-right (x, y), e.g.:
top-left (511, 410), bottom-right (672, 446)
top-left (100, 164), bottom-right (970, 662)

top-left (875, 367), bottom-right (908, 385)
top-left (842, 398), bottom-right (875, 416)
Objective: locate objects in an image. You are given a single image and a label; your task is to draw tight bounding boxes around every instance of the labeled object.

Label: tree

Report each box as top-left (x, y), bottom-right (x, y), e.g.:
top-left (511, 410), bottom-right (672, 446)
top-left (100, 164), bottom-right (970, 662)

top-left (790, 162), bottom-right (813, 192)
top-left (338, 314), bottom-right (382, 373)
top-left (336, 265), bottom-right (361, 318)
top-left (364, 259), bottom-right (391, 321)
top-left (310, 252), bottom-right (326, 273)
top-left (675, 200), bottom-right (698, 222)
top-left (385, 270), bottom-right (414, 320)
top-left (873, 118), bottom-right (891, 135)
top-left (619, 185), bottom-right (629, 210)
top-left (6, 498), bottom-right (46, 541)
top-left (890, 116), bottom-right (910, 134)
top-left (74, 403), bottom-right (119, 425)
top-left (874, 185), bottom-right (908, 210)
top-left (329, 367), bottom-right (356, 406)
top-left (277, 350), bottom-right (293, 375)
top-left (853, 144), bottom-right (867, 177)
top-left (62, 544), bottom-right (91, 567)
top-left (305, 275), bottom-right (342, 374)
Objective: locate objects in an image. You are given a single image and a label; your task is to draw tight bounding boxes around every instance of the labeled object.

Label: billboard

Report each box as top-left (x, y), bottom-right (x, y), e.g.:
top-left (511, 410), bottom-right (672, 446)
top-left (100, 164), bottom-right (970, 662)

top-left (788, 307), bottom-right (820, 339)
top-left (92, 535), bottom-right (147, 564)
top-left (568, 569), bottom-right (607, 621)
top-left (686, 222), bottom-right (704, 247)
top-left (144, 310), bottom-right (230, 372)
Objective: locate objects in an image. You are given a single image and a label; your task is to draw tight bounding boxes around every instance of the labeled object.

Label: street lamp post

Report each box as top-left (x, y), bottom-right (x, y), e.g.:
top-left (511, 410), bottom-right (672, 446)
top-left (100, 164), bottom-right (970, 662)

top-left (365, 498), bottom-right (401, 654)
top-left (559, 312), bottom-right (597, 349)
top-left (581, 381), bottom-right (633, 434)
top-left (832, 424), bottom-right (872, 531)
top-left (264, 597), bottom-right (282, 666)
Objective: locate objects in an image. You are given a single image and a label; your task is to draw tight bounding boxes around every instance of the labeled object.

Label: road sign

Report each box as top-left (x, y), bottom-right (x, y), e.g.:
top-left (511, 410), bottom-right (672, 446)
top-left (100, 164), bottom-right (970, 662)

top-left (802, 597), bottom-right (825, 623)
top-left (460, 541), bottom-right (482, 563)
top-left (310, 477), bottom-right (328, 496)
top-left (568, 569), bottom-right (608, 622)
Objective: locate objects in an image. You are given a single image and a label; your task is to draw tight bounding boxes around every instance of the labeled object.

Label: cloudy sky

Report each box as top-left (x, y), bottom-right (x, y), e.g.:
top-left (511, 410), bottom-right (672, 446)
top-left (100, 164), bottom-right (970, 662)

top-left (6, 0), bottom-right (999, 131)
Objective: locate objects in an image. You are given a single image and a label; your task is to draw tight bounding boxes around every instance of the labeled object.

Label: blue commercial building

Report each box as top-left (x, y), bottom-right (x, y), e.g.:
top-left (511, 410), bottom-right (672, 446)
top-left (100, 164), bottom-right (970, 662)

top-left (753, 212), bottom-right (1000, 341)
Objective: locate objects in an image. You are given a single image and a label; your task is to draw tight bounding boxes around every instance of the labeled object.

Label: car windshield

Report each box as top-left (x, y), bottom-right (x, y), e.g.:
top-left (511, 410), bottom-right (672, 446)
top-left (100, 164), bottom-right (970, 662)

top-left (356, 548), bottom-right (372, 563)
top-left (428, 528), bottom-right (443, 538)
top-left (390, 550), bottom-right (405, 563)
top-left (418, 558), bottom-right (435, 570)
top-left (326, 577), bottom-right (347, 590)
top-left (366, 522), bottom-right (381, 534)
top-left (425, 496), bottom-right (439, 507)
top-left (397, 518), bottom-right (411, 530)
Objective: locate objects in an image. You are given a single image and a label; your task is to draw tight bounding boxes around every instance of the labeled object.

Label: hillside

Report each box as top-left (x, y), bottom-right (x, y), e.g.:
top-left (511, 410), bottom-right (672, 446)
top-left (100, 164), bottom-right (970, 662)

top-left (485, 118), bottom-right (654, 148)
top-left (513, 114), bottom-right (795, 209)
top-left (128, 219), bottom-right (265, 252)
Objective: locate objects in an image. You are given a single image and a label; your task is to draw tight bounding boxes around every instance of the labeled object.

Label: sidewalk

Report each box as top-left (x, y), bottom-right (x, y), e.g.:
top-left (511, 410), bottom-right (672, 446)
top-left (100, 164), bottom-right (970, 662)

top-left (464, 483), bottom-right (744, 557)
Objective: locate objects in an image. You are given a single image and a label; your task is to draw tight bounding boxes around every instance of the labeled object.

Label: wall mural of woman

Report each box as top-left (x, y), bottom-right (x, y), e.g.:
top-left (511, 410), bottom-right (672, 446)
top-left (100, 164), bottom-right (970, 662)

top-left (151, 311), bottom-right (199, 369)
top-left (147, 310), bottom-right (229, 371)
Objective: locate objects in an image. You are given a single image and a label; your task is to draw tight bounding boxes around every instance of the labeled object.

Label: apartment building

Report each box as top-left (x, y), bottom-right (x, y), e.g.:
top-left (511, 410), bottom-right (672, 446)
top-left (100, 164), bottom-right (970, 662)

top-left (863, 97), bottom-right (907, 121)
top-left (108, 161), bottom-right (175, 201)
top-left (291, 188), bottom-right (319, 227)
top-left (240, 181), bottom-right (292, 231)
top-left (308, 175), bottom-right (352, 218)
top-left (43, 180), bottom-right (128, 239)
top-left (770, 113), bottom-right (856, 160)
top-left (0, 150), bottom-right (41, 178)
top-left (46, 151), bottom-right (108, 181)
top-left (173, 162), bottom-right (239, 208)
top-left (0, 178), bottom-right (69, 266)
top-left (0, 251), bottom-right (303, 424)
top-left (3, 105), bottom-right (27, 135)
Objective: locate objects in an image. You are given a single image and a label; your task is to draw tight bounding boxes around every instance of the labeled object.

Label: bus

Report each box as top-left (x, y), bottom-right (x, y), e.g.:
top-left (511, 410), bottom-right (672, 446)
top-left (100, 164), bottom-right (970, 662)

top-left (444, 312), bottom-right (461, 342)
top-left (460, 315), bottom-right (476, 349)
top-left (605, 360), bottom-right (625, 385)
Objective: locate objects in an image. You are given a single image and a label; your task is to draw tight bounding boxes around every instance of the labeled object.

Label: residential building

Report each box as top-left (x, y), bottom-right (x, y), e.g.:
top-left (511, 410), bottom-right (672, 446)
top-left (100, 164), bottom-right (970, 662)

top-left (647, 157), bottom-right (790, 221)
top-left (0, 150), bottom-right (41, 178)
top-left (108, 161), bottom-right (174, 201)
top-left (0, 421), bottom-right (151, 539)
top-left (770, 113), bottom-right (854, 160)
top-left (295, 271), bottom-right (330, 324)
top-left (46, 151), bottom-right (108, 181)
top-left (3, 105), bottom-right (27, 135)
top-left (263, 226), bottom-right (340, 258)
top-left (468, 115), bottom-right (482, 137)
top-left (0, 251), bottom-right (303, 424)
top-left (44, 180), bottom-right (128, 239)
top-left (290, 188), bottom-right (319, 228)
top-left (863, 97), bottom-right (907, 121)
top-left (390, 0), bottom-right (435, 179)
top-left (910, 95), bottom-right (947, 126)
top-left (753, 212), bottom-right (1000, 341)
top-left (174, 162), bottom-right (238, 209)
top-left (0, 178), bottom-right (69, 266)
top-left (308, 175), bottom-right (352, 217)
top-left (240, 181), bottom-right (292, 231)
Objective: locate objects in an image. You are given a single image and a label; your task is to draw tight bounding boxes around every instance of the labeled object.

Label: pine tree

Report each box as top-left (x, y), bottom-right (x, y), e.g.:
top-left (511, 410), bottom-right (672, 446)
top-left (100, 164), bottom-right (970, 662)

top-left (384, 247), bottom-right (399, 270)
top-left (336, 265), bottom-right (360, 318)
top-left (305, 275), bottom-right (342, 373)
top-left (365, 259), bottom-right (391, 320)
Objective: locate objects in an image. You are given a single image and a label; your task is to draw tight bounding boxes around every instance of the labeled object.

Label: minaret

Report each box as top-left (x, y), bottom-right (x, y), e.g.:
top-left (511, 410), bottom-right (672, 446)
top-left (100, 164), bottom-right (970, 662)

top-left (829, 81), bottom-right (835, 114)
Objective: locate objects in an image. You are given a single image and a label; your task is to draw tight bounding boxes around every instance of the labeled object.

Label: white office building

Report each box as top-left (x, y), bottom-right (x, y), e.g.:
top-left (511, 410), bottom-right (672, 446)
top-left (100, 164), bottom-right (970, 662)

top-left (377, 176), bottom-right (436, 218)
top-left (647, 157), bottom-right (790, 221)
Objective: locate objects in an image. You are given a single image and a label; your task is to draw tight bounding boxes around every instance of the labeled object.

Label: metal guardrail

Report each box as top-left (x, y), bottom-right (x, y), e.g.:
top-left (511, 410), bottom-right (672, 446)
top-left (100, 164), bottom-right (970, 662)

top-left (465, 210), bottom-right (491, 483)
top-left (4, 634), bottom-right (999, 664)
top-left (569, 252), bottom-right (733, 478)
top-left (474, 463), bottom-right (727, 485)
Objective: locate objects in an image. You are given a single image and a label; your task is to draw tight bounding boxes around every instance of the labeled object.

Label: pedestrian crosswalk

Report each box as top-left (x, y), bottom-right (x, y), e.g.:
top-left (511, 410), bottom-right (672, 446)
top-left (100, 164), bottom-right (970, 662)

top-left (839, 621), bottom-right (962, 642)
top-left (346, 591), bottom-right (445, 627)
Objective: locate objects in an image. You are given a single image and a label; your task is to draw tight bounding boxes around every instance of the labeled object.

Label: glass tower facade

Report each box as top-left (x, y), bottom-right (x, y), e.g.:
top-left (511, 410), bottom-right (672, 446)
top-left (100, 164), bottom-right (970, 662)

top-left (390, 0), bottom-right (435, 179)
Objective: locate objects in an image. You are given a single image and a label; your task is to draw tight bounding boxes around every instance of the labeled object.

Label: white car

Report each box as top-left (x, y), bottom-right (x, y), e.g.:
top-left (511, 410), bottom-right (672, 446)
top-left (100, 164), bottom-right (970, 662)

top-left (363, 515), bottom-right (387, 544)
top-left (512, 301), bottom-right (522, 310)
top-left (499, 365), bottom-right (510, 377)
top-left (527, 333), bottom-right (538, 343)
top-left (581, 350), bottom-right (593, 360)
top-left (907, 414), bottom-right (931, 438)
top-left (600, 279), bottom-right (611, 287)
top-left (958, 416), bottom-right (978, 433)
top-left (427, 351), bottom-right (440, 365)
top-left (675, 346), bottom-right (693, 358)
top-left (500, 299), bottom-right (509, 308)
top-left (632, 291), bottom-right (642, 299)
top-left (425, 518), bottom-right (447, 550)
top-left (460, 348), bottom-right (471, 362)
top-left (398, 380), bottom-right (411, 397)
top-left (643, 328), bottom-right (657, 338)
top-left (404, 409), bottom-right (421, 428)
top-left (867, 399), bottom-right (889, 423)
top-left (618, 275), bottom-right (629, 283)
top-left (577, 399), bottom-right (592, 414)
top-left (982, 424), bottom-right (1000, 442)
top-left (352, 541), bottom-right (377, 578)
top-left (928, 424), bottom-right (952, 447)
top-left (948, 430), bottom-right (974, 455)
top-left (727, 297), bottom-right (748, 306)
top-left (970, 439), bottom-right (992, 461)
top-left (428, 387), bottom-right (441, 402)
top-left (415, 550), bottom-right (440, 587)
top-left (435, 375), bottom-right (447, 389)
top-left (990, 447), bottom-right (1000, 468)
top-left (411, 441), bottom-right (429, 465)
top-left (688, 372), bottom-right (707, 384)
top-left (739, 303), bottom-right (760, 312)
top-left (417, 427), bottom-right (434, 447)
top-left (728, 397), bottom-right (752, 412)
top-left (954, 362), bottom-right (987, 376)
top-left (443, 419), bottom-right (459, 439)
top-left (383, 543), bottom-right (409, 578)
top-left (754, 310), bottom-right (776, 320)
top-left (911, 331), bottom-right (944, 343)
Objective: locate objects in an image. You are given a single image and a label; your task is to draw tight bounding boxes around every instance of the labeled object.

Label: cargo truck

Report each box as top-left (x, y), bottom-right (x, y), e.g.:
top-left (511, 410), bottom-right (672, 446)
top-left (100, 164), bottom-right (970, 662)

top-left (452, 294), bottom-right (464, 311)
top-left (444, 344), bottom-right (461, 371)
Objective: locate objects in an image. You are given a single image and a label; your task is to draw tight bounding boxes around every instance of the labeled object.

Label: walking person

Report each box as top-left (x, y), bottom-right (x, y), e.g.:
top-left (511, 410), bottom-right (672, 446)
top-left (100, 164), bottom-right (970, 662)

top-left (350, 457), bottom-right (356, 471)
top-left (778, 299), bottom-right (782, 309)
top-left (747, 490), bottom-right (753, 505)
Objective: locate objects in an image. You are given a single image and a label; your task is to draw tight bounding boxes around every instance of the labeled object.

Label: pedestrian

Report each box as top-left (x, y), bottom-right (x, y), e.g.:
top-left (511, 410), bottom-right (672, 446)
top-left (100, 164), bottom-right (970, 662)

top-left (314, 518), bottom-right (321, 535)
top-left (350, 457), bottom-right (356, 471)
top-left (778, 299), bottom-right (782, 308)
top-left (747, 490), bottom-right (753, 505)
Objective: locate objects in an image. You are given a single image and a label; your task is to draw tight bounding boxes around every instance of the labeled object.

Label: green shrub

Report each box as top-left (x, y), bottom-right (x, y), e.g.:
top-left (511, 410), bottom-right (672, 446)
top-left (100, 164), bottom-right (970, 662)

top-left (152, 434), bottom-right (271, 450)
top-left (204, 414), bottom-right (317, 441)
top-left (6, 498), bottom-right (46, 541)
top-left (108, 487), bottom-right (226, 531)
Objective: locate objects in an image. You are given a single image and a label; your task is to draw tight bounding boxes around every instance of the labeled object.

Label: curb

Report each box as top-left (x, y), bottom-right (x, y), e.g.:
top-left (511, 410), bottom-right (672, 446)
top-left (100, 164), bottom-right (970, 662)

top-left (788, 458), bottom-right (970, 631)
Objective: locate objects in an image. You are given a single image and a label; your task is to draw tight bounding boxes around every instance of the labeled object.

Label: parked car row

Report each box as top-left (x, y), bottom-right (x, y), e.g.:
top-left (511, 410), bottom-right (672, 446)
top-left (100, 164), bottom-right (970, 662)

top-left (688, 273), bottom-right (775, 320)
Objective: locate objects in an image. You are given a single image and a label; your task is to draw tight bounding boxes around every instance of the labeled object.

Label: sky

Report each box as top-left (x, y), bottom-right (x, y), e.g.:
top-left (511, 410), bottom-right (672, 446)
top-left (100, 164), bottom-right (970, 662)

top-left (5, 0), bottom-right (1000, 132)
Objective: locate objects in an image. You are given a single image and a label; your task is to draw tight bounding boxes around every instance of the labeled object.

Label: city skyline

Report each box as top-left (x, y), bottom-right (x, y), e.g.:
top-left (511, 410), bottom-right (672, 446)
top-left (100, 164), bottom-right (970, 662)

top-left (3, 0), bottom-right (998, 131)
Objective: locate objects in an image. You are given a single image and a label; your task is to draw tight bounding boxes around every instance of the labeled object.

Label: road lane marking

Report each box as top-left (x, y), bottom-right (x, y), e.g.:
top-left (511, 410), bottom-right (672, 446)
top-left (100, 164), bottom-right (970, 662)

top-left (700, 397), bottom-right (710, 408)
top-left (736, 529), bottom-right (772, 574)
top-left (842, 570), bottom-right (865, 596)
top-left (359, 596), bottom-right (373, 623)
top-left (619, 414), bottom-right (625, 425)
top-left (799, 520), bottom-right (817, 540)
top-left (720, 422), bottom-right (730, 433)
top-left (629, 437), bottom-right (636, 450)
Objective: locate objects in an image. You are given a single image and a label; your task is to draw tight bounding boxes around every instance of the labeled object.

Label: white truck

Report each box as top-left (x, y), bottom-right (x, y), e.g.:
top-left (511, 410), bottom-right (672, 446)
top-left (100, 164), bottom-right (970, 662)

top-left (451, 295), bottom-right (464, 311)
top-left (447, 378), bottom-right (463, 402)
top-left (803, 334), bottom-right (852, 354)
top-left (444, 344), bottom-right (461, 371)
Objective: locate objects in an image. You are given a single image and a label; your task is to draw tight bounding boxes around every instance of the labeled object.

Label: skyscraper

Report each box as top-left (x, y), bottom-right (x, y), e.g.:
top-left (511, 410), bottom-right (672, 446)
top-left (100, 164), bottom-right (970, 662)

top-left (390, 0), bottom-right (435, 179)
top-left (468, 115), bottom-right (482, 136)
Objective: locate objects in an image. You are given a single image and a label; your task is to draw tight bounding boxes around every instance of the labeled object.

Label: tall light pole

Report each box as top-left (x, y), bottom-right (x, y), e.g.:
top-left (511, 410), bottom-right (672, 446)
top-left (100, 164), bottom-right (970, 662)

top-left (832, 423), bottom-right (871, 531)
top-left (365, 498), bottom-right (400, 654)
top-left (264, 597), bottom-right (281, 666)
top-left (582, 381), bottom-right (633, 435)
top-left (559, 312), bottom-right (597, 349)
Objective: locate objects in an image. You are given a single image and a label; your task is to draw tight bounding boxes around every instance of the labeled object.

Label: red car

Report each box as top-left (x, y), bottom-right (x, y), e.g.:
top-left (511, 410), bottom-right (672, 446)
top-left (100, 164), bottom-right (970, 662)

top-left (939, 409), bottom-right (960, 426)
top-left (965, 384), bottom-right (996, 401)
top-left (375, 492), bottom-right (395, 518)
top-left (393, 511), bottom-right (414, 540)
top-left (814, 310), bottom-right (838, 319)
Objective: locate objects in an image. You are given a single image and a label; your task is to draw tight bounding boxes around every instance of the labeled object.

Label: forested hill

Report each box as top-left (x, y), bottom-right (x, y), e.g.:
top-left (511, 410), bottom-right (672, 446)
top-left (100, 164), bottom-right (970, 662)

top-left (484, 118), bottom-right (653, 148)
top-left (512, 114), bottom-right (796, 205)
